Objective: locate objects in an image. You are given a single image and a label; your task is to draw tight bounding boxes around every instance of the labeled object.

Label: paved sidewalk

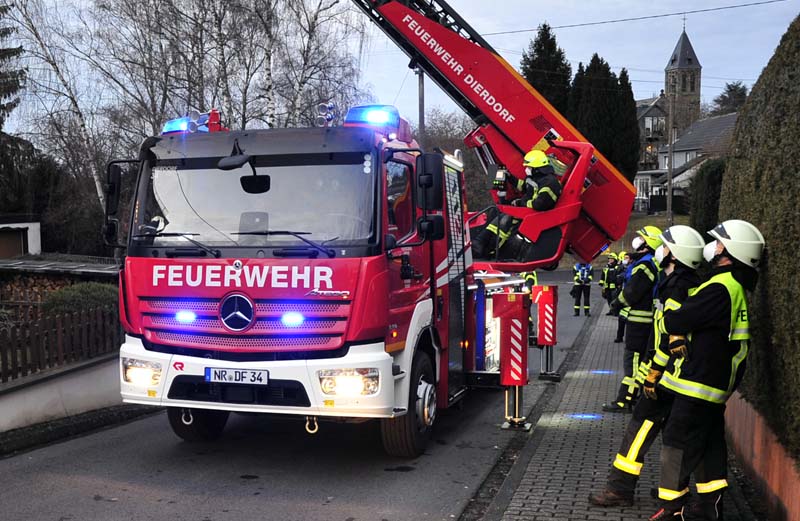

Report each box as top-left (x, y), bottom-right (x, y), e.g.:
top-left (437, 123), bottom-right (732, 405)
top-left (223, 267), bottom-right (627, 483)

top-left (499, 307), bottom-right (756, 521)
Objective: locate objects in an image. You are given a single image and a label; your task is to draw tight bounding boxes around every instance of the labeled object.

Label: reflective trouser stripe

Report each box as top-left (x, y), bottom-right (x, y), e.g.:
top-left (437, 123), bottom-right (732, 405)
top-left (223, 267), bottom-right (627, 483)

top-left (613, 454), bottom-right (643, 476)
top-left (696, 479), bottom-right (728, 493)
top-left (612, 419), bottom-right (655, 476)
top-left (658, 487), bottom-right (690, 501)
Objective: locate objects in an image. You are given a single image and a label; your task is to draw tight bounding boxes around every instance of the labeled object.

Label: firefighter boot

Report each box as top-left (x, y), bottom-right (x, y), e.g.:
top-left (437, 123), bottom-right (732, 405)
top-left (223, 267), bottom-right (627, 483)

top-left (684, 493), bottom-right (724, 521)
top-left (588, 487), bottom-right (634, 507)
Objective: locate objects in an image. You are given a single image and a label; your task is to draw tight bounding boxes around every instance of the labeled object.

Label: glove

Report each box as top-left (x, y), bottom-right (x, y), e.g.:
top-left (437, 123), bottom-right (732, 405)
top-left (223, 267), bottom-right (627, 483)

top-left (668, 335), bottom-right (689, 360)
top-left (635, 360), bottom-right (651, 385)
top-left (510, 198), bottom-right (528, 207)
top-left (643, 367), bottom-right (663, 400)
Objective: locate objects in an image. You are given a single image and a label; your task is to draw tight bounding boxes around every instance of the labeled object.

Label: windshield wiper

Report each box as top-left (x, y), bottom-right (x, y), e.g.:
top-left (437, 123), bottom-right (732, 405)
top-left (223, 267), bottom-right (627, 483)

top-left (232, 230), bottom-right (336, 258)
top-left (132, 232), bottom-right (221, 258)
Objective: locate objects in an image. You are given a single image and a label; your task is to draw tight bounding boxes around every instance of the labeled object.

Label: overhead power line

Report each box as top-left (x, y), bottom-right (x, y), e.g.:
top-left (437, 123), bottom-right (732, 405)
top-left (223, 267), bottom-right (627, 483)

top-left (483, 0), bottom-right (789, 35)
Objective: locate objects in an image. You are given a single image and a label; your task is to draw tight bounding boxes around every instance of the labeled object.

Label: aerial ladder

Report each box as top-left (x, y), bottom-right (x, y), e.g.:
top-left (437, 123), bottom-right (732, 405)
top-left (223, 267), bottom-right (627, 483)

top-left (351, 0), bottom-right (636, 271)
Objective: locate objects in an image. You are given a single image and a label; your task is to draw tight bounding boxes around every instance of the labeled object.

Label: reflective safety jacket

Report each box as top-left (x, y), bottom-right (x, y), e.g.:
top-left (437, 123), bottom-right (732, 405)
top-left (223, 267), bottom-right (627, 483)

top-left (658, 267), bottom-right (750, 405)
top-left (616, 253), bottom-right (658, 324)
top-left (599, 264), bottom-right (618, 291)
top-left (649, 266), bottom-right (701, 368)
top-left (573, 263), bottom-right (593, 285)
top-left (513, 171), bottom-right (562, 211)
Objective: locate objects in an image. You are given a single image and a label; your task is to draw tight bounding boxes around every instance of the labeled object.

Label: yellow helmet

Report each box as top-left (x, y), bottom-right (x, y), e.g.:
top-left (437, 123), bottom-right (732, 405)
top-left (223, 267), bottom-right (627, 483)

top-left (605, 251), bottom-right (618, 261)
top-left (523, 149), bottom-right (549, 169)
top-left (637, 225), bottom-right (663, 251)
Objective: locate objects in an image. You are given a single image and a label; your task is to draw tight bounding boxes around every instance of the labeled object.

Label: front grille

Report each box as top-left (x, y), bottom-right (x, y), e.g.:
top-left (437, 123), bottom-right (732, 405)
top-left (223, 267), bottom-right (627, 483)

top-left (138, 297), bottom-right (351, 353)
top-left (168, 375), bottom-right (310, 407)
top-left (151, 331), bottom-right (342, 352)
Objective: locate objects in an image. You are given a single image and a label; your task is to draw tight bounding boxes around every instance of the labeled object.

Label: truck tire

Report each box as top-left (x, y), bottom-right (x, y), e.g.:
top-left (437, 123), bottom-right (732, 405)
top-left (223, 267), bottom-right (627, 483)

top-left (381, 350), bottom-right (436, 457)
top-left (167, 407), bottom-right (229, 442)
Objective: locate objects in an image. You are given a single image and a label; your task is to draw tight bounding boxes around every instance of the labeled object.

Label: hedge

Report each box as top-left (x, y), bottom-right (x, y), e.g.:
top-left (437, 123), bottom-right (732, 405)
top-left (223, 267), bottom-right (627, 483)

top-left (718, 15), bottom-right (800, 462)
top-left (689, 158), bottom-right (725, 240)
top-left (42, 282), bottom-right (119, 316)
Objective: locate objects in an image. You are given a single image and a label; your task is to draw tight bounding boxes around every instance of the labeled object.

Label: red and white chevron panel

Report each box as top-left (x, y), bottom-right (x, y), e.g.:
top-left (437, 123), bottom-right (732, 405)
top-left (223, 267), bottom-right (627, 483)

top-left (533, 285), bottom-right (559, 346)
top-left (494, 293), bottom-right (530, 387)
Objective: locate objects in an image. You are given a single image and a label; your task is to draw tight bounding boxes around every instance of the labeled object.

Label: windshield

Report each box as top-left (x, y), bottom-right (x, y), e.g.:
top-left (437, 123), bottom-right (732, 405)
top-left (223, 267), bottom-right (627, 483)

top-left (133, 152), bottom-right (376, 248)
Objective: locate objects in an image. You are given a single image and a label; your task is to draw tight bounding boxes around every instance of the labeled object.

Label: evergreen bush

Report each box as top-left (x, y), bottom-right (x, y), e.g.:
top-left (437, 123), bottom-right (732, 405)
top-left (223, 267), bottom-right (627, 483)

top-left (718, 15), bottom-right (800, 461)
top-left (42, 282), bottom-right (118, 316)
top-left (689, 158), bottom-right (725, 240)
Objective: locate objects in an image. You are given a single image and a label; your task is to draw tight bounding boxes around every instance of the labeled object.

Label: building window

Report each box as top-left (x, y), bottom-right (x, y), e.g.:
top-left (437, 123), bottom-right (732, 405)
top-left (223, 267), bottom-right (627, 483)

top-left (656, 117), bottom-right (665, 134)
top-left (645, 117), bottom-right (652, 136)
top-left (681, 73), bottom-right (687, 92)
top-left (690, 72), bottom-right (696, 93)
top-left (671, 75), bottom-right (677, 93)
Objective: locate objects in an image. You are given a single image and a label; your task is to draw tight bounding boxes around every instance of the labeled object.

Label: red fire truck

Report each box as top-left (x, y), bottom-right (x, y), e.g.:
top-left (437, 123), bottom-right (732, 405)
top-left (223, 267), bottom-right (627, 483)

top-left (103, 0), bottom-right (635, 457)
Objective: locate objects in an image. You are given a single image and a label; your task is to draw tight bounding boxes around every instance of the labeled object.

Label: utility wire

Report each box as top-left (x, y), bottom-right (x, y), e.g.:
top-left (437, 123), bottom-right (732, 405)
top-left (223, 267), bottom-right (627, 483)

top-left (483, 0), bottom-right (789, 35)
top-left (393, 68), bottom-right (412, 104)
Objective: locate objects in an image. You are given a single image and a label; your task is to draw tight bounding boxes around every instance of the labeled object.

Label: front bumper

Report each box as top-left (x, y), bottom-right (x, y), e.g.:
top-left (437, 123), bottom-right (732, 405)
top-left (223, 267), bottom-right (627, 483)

top-left (120, 336), bottom-right (398, 418)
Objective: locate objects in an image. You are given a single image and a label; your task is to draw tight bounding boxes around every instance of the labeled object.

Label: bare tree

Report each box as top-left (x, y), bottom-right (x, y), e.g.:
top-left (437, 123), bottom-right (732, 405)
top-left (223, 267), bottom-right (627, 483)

top-left (11, 0), bottom-right (107, 208)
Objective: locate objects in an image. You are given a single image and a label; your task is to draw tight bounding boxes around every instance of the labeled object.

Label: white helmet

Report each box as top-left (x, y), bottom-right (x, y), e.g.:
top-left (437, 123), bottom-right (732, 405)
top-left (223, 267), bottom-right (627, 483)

top-left (659, 225), bottom-right (705, 269)
top-left (709, 220), bottom-right (765, 268)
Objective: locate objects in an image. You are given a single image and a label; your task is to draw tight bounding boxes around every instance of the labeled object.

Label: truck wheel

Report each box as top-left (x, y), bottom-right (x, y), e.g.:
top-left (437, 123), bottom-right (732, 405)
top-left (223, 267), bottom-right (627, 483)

top-left (167, 407), bottom-right (229, 442)
top-left (381, 351), bottom-right (436, 457)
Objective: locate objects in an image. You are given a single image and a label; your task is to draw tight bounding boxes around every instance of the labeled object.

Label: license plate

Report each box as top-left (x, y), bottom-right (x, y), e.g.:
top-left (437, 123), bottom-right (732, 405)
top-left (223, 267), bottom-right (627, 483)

top-left (204, 367), bottom-right (269, 385)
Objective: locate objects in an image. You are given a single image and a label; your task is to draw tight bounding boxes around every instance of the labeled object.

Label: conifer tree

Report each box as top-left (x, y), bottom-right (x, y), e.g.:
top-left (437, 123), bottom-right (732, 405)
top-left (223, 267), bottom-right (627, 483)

top-left (520, 23), bottom-right (571, 115)
top-left (613, 69), bottom-right (640, 180)
top-left (567, 62), bottom-right (585, 124)
top-left (0, 4), bottom-right (25, 131)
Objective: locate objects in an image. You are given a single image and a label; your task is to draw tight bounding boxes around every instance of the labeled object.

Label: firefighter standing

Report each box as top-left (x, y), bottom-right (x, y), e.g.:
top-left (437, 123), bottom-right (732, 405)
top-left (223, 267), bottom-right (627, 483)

top-left (600, 252), bottom-right (620, 315)
top-left (471, 149), bottom-right (561, 260)
top-left (603, 226), bottom-right (662, 412)
top-left (588, 225), bottom-right (704, 508)
top-left (572, 261), bottom-right (593, 316)
top-left (649, 220), bottom-right (765, 520)
top-left (614, 251), bottom-right (631, 343)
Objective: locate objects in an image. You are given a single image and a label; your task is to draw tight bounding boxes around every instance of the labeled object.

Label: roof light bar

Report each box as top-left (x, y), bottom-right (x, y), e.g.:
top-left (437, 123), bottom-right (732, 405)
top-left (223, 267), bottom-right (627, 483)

top-left (344, 105), bottom-right (401, 129)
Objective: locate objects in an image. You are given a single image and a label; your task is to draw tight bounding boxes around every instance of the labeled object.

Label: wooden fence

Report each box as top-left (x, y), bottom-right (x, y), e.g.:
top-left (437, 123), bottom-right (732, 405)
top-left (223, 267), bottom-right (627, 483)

top-left (0, 308), bottom-right (122, 384)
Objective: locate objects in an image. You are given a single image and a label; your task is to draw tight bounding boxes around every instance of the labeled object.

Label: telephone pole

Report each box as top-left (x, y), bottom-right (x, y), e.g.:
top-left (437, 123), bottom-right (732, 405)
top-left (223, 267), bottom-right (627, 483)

top-left (667, 92), bottom-right (675, 227)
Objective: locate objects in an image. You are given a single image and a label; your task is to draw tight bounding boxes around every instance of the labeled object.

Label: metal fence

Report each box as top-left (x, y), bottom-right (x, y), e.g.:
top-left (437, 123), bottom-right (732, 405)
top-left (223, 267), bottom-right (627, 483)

top-left (0, 308), bottom-right (122, 384)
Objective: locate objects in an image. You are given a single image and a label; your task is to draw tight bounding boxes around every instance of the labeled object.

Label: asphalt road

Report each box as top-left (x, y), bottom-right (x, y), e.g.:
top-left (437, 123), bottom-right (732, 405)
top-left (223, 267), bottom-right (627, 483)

top-left (0, 271), bottom-right (603, 521)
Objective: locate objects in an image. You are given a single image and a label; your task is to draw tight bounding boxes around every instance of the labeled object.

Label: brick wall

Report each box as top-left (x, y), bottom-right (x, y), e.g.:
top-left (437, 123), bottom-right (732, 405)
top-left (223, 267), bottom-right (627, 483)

top-left (726, 391), bottom-right (800, 521)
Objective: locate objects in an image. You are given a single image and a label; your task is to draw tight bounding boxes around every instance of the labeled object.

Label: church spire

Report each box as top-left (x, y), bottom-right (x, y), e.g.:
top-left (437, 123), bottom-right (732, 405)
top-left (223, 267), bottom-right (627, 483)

top-left (665, 30), bottom-right (701, 71)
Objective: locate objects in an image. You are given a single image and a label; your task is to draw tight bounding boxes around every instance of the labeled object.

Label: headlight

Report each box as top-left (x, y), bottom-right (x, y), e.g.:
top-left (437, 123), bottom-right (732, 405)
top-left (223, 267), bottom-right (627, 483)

top-left (122, 358), bottom-right (162, 387)
top-left (317, 368), bottom-right (379, 396)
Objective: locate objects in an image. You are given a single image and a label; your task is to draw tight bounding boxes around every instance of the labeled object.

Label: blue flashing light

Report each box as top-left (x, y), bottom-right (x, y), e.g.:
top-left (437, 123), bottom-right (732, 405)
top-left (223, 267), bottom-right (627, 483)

top-left (281, 312), bottom-right (305, 327)
top-left (162, 117), bottom-right (192, 134)
top-left (568, 413), bottom-right (602, 420)
top-left (161, 114), bottom-right (211, 135)
top-left (590, 369), bottom-right (615, 375)
top-left (344, 105), bottom-right (400, 128)
top-left (175, 310), bottom-right (197, 324)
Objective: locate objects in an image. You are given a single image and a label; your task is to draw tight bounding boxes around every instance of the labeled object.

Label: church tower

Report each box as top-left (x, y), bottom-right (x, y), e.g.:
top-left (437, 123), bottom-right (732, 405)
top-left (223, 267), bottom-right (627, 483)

top-left (665, 29), bottom-right (701, 134)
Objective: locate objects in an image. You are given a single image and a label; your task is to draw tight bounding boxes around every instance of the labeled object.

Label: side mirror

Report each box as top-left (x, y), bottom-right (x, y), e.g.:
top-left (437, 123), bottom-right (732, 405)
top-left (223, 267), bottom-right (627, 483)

top-left (384, 233), bottom-right (398, 251)
top-left (102, 221), bottom-right (119, 247)
top-left (241, 174), bottom-right (271, 194)
top-left (105, 163), bottom-right (122, 217)
top-left (418, 215), bottom-right (445, 241)
top-left (416, 153), bottom-right (444, 211)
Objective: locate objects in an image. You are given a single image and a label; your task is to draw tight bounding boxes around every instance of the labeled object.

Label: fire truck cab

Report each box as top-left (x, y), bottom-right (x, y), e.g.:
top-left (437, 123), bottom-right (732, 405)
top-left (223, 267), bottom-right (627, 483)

top-left (106, 105), bottom-right (473, 456)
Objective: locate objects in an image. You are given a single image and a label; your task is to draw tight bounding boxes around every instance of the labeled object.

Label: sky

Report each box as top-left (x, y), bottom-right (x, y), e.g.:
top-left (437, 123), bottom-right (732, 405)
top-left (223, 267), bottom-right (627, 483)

top-left (355, 0), bottom-right (799, 125)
